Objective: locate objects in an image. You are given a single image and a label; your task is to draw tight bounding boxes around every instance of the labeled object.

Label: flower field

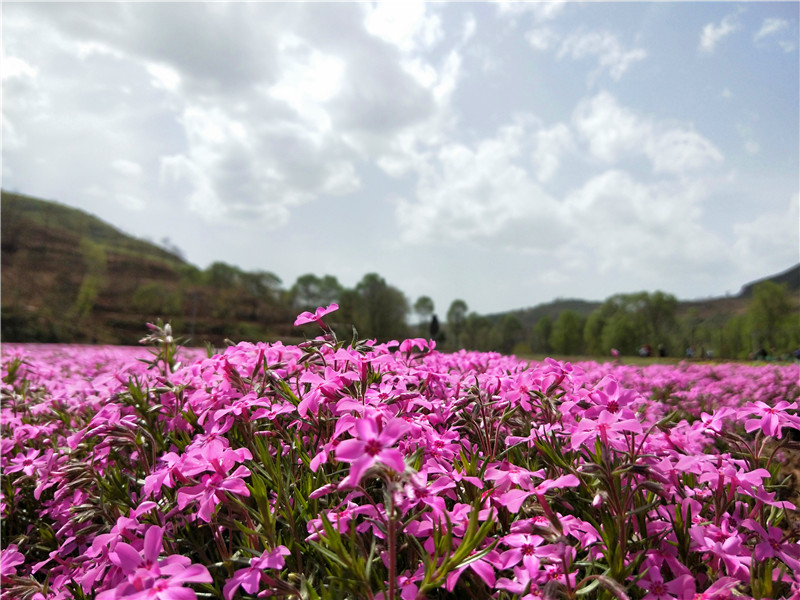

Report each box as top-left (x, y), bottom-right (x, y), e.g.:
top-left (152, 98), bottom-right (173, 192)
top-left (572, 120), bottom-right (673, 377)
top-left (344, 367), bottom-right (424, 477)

top-left (2, 309), bottom-right (800, 600)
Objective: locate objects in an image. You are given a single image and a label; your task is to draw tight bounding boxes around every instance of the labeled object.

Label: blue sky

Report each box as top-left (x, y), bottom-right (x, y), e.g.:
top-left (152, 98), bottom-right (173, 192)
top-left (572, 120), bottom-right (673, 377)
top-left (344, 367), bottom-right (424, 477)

top-left (3, 2), bottom-right (798, 316)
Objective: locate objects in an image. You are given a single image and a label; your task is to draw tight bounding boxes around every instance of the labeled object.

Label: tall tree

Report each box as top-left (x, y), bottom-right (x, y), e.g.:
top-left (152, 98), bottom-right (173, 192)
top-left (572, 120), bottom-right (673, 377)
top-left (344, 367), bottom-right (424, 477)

top-left (446, 299), bottom-right (468, 348)
top-left (532, 316), bottom-right (553, 354)
top-left (413, 296), bottom-right (435, 325)
top-left (748, 281), bottom-right (793, 352)
top-left (498, 313), bottom-right (525, 354)
top-left (583, 310), bottom-right (607, 356)
top-left (290, 274), bottom-right (342, 310)
top-left (349, 273), bottom-right (410, 342)
top-left (549, 310), bottom-right (585, 356)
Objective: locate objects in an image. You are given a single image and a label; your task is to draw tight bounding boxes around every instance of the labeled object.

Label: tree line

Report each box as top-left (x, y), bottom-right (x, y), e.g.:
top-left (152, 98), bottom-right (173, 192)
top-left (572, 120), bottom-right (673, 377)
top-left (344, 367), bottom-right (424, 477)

top-left (230, 267), bottom-right (798, 360)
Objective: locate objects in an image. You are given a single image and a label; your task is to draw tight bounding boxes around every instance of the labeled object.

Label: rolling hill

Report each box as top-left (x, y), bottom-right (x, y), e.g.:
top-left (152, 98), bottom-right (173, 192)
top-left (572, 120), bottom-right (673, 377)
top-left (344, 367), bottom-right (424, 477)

top-left (2, 190), bottom-right (797, 347)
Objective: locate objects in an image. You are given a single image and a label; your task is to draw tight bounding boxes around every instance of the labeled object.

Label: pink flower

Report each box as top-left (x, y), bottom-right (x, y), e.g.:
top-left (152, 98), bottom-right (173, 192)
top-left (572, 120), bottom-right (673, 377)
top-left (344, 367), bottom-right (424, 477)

top-left (97, 526), bottom-right (212, 600)
top-left (570, 410), bottom-right (642, 450)
top-left (743, 400), bottom-right (800, 438)
top-left (666, 574), bottom-right (739, 600)
top-left (1, 544), bottom-right (25, 577)
top-left (639, 570), bottom-right (677, 600)
top-left (175, 444), bottom-right (252, 522)
top-left (742, 518), bottom-right (800, 571)
top-left (499, 533), bottom-right (545, 572)
top-left (222, 546), bottom-right (290, 600)
top-left (294, 303), bottom-right (339, 328)
top-left (5, 448), bottom-right (46, 477)
top-left (335, 414), bottom-right (409, 487)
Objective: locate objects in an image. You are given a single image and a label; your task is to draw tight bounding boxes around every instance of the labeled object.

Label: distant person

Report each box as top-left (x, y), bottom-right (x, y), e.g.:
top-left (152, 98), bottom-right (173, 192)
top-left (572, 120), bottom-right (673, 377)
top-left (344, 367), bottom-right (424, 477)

top-left (658, 344), bottom-right (666, 358)
top-left (429, 314), bottom-right (440, 340)
top-left (754, 348), bottom-right (767, 361)
top-left (685, 346), bottom-right (694, 359)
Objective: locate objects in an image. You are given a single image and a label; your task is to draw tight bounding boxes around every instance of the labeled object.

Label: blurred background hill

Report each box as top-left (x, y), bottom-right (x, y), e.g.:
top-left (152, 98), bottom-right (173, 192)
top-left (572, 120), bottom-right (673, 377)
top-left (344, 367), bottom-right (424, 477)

top-left (2, 190), bottom-right (798, 358)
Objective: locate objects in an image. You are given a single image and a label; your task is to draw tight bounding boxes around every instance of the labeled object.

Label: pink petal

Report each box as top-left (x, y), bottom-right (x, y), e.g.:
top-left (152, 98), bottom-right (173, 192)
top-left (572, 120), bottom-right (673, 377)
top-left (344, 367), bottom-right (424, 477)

top-left (143, 526), bottom-right (164, 564)
top-left (335, 439), bottom-right (366, 462)
top-left (377, 448), bottom-right (406, 473)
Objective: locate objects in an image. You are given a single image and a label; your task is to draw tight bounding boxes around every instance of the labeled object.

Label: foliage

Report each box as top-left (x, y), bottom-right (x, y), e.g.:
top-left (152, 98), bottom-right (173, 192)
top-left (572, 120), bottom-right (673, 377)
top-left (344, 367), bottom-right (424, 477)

top-left (748, 282), bottom-right (795, 352)
top-left (289, 274), bottom-right (343, 311)
top-left (446, 299), bottom-right (468, 348)
top-left (336, 273), bottom-right (410, 342)
top-left (549, 310), bottom-right (585, 356)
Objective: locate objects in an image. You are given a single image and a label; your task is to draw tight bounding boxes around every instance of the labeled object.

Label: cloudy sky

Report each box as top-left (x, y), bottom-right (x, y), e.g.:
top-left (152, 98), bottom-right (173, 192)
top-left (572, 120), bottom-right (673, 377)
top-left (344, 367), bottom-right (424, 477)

top-left (3, 2), bottom-right (798, 316)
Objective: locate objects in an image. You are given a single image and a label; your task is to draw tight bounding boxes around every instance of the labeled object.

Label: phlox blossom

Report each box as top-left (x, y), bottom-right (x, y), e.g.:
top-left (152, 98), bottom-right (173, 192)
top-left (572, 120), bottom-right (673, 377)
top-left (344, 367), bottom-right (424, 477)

top-left (0, 544), bottom-right (24, 578)
top-left (97, 526), bottom-right (211, 600)
top-left (222, 546), bottom-right (290, 600)
top-left (742, 400), bottom-right (800, 438)
top-left (570, 410), bottom-right (642, 450)
top-left (294, 303), bottom-right (339, 328)
top-left (335, 414), bottom-right (409, 488)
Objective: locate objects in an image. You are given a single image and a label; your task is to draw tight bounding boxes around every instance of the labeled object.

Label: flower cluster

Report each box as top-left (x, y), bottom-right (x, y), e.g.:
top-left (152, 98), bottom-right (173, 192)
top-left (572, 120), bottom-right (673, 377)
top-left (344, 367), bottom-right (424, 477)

top-left (2, 314), bottom-right (800, 600)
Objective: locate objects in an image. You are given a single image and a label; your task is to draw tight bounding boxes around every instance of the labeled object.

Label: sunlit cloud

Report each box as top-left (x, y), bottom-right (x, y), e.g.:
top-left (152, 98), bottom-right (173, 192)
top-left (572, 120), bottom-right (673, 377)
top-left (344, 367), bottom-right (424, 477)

top-left (699, 13), bottom-right (740, 53)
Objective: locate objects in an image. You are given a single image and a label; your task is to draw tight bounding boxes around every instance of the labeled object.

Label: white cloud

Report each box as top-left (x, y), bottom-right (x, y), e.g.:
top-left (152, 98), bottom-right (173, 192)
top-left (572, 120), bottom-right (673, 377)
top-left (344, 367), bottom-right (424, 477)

top-left (146, 62), bottom-right (181, 92)
top-left (462, 13), bottom-right (477, 44)
top-left (75, 40), bottom-right (125, 61)
top-left (362, 1), bottom-right (443, 54)
top-left (573, 92), bottom-right (723, 175)
top-left (531, 123), bottom-right (574, 182)
top-left (1, 55), bottom-right (37, 81)
top-left (494, 1), bottom-right (567, 23)
top-left (558, 30), bottom-right (646, 82)
top-left (269, 33), bottom-right (345, 133)
top-left (754, 17), bottom-right (788, 42)
top-left (699, 14), bottom-right (740, 53)
top-left (395, 118), bottom-right (561, 247)
top-left (115, 193), bottom-right (146, 211)
top-left (753, 17), bottom-right (795, 52)
top-left (572, 92), bottom-right (649, 163)
top-left (526, 27), bottom-right (560, 51)
top-left (112, 159), bottom-right (143, 177)
top-left (560, 170), bottom-right (728, 279)
top-left (648, 130), bottom-right (724, 175)
top-left (733, 192), bottom-right (800, 276)
top-left (736, 123), bottom-right (761, 155)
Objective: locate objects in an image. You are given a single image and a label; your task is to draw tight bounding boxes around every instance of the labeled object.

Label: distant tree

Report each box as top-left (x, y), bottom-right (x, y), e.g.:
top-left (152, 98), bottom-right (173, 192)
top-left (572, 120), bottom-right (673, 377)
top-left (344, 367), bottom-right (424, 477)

top-left (178, 264), bottom-right (205, 286)
top-left (748, 281), bottom-right (793, 352)
top-left (71, 238), bottom-right (107, 319)
top-left (549, 310), bottom-right (585, 356)
top-left (413, 296), bottom-right (435, 325)
top-left (290, 274), bottom-right (342, 310)
top-left (531, 316), bottom-right (553, 354)
top-left (498, 313), bottom-right (524, 354)
top-left (446, 299), bottom-right (468, 348)
top-left (241, 271), bottom-right (282, 301)
top-left (460, 313), bottom-right (492, 351)
top-left (601, 312), bottom-right (640, 356)
top-left (132, 283), bottom-right (182, 317)
top-left (642, 291), bottom-right (678, 347)
top-left (205, 262), bottom-right (241, 288)
top-left (720, 314), bottom-right (750, 359)
top-left (583, 310), bottom-right (607, 356)
top-left (348, 273), bottom-right (410, 342)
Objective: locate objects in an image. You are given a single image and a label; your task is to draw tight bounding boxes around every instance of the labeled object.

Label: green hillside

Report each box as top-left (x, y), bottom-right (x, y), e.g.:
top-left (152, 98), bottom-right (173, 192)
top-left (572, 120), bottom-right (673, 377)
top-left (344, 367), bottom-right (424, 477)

top-left (1, 190), bottom-right (293, 345)
top-left (1, 190), bottom-right (797, 358)
top-left (2, 191), bottom-right (186, 269)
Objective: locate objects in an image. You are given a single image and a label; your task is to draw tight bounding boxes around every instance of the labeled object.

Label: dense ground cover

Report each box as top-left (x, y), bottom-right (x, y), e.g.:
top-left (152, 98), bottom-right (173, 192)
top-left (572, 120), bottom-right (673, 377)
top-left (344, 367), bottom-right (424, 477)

top-left (2, 310), bottom-right (800, 600)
